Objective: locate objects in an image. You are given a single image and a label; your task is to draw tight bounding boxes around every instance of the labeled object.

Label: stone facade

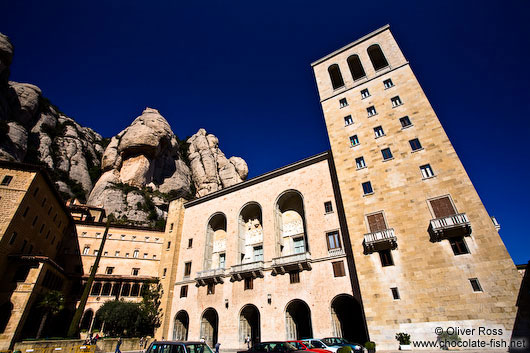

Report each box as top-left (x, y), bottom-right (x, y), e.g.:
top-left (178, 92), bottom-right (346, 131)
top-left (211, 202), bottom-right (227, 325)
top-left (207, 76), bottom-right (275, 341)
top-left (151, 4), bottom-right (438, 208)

top-left (0, 161), bottom-right (75, 350)
top-left (311, 25), bottom-right (520, 349)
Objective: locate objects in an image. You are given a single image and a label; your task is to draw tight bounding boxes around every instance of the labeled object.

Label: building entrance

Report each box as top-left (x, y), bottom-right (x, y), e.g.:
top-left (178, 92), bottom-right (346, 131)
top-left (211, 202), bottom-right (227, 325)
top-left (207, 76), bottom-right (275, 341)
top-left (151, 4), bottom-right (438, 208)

top-left (285, 299), bottom-right (312, 340)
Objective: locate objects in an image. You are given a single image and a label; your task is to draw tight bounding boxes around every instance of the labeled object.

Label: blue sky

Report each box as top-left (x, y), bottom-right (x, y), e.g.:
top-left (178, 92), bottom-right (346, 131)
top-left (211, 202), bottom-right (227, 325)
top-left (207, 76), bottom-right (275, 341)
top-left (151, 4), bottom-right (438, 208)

top-left (3, 0), bottom-right (529, 264)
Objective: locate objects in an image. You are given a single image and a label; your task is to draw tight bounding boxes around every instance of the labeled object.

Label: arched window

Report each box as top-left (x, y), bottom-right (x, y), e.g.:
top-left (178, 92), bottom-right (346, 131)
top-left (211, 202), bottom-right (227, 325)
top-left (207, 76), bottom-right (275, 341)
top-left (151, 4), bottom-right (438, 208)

top-left (275, 190), bottom-right (308, 257)
top-left (205, 213), bottom-right (227, 270)
top-left (347, 55), bottom-right (366, 80)
top-left (367, 44), bottom-right (389, 71)
top-left (238, 203), bottom-right (263, 264)
top-left (328, 64), bottom-right (345, 89)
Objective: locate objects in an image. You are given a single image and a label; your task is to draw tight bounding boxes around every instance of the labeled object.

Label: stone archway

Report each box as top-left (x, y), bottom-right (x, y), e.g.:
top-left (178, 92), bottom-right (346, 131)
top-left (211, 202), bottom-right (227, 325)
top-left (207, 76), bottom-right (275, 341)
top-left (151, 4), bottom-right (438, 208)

top-left (173, 310), bottom-right (189, 341)
top-left (330, 294), bottom-right (367, 344)
top-left (80, 310), bottom-right (93, 331)
top-left (200, 308), bottom-right (218, 347)
top-left (285, 299), bottom-right (313, 340)
top-left (239, 304), bottom-right (260, 347)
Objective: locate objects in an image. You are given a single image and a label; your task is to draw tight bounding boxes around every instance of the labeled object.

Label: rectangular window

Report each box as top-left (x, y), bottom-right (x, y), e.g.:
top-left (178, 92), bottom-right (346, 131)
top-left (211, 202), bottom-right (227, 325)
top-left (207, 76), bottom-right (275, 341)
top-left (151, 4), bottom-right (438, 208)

top-left (381, 148), bottom-right (393, 160)
top-left (344, 115), bottom-right (353, 126)
top-left (133, 250), bottom-right (139, 258)
top-left (324, 201), bottom-right (333, 213)
top-left (383, 78), bottom-right (394, 89)
top-left (244, 277), bottom-right (253, 290)
top-left (207, 283), bottom-right (215, 295)
top-left (374, 126), bottom-right (385, 138)
top-left (41, 198), bottom-right (46, 207)
top-left (339, 98), bottom-right (348, 108)
top-left (450, 237), bottom-right (469, 255)
top-left (362, 181), bottom-right (373, 195)
top-left (115, 251), bottom-right (120, 256)
top-left (167, 241), bottom-right (171, 250)
top-left (153, 254), bottom-right (157, 259)
top-left (22, 206), bottom-right (29, 218)
top-left (125, 253), bottom-right (129, 257)
top-left (367, 212), bottom-right (387, 232)
top-left (391, 96), bottom-right (403, 107)
top-left (170, 223), bottom-right (174, 232)
top-left (469, 278), bottom-right (482, 292)
top-left (349, 135), bottom-right (359, 147)
top-left (355, 157), bottom-right (366, 169)
top-left (33, 187), bottom-right (39, 197)
top-left (293, 237), bottom-right (305, 254)
top-left (106, 267), bottom-right (114, 275)
top-left (367, 106), bottom-right (377, 117)
top-left (379, 249), bottom-right (394, 266)
top-left (361, 88), bottom-right (370, 99)
top-left (9, 232), bottom-right (17, 245)
top-left (143, 253), bottom-right (148, 258)
top-left (429, 196), bottom-right (457, 218)
top-left (253, 245), bottom-right (264, 261)
top-left (326, 231), bottom-right (342, 250)
top-left (180, 285), bottom-right (188, 298)
top-left (391, 287), bottom-right (400, 299)
top-left (39, 224), bottom-right (45, 234)
top-left (219, 253), bottom-right (226, 268)
top-left (420, 164), bottom-right (435, 178)
top-left (1, 175), bottom-right (13, 186)
top-left (184, 262), bottom-right (192, 277)
top-left (188, 238), bottom-right (193, 248)
top-left (103, 251), bottom-right (108, 256)
top-left (32, 216), bottom-right (38, 227)
top-left (289, 271), bottom-right (300, 284)
top-left (163, 268), bottom-right (167, 277)
top-left (399, 116), bottom-right (412, 128)
top-left (21, 239), bottom-right (27, 252)
top-left (409, 138), bottom-right (422, 151)
top-left (332, 261), bottom-right (346, 277)
top-left (94, 250), bottom-right (99, 256)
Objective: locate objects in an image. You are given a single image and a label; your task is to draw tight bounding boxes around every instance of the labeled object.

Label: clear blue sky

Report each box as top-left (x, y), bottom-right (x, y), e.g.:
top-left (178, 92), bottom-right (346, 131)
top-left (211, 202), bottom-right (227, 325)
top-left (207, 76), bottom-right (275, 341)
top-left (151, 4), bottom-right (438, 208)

top-left (3, 0), bottom-right (529, 264)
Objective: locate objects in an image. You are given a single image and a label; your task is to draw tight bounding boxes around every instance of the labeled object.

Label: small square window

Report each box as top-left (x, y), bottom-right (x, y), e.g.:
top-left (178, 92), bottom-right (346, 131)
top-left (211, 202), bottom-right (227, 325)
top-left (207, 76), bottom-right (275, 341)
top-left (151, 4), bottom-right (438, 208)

top-left (1, 175), bottom-right (13, 186)
top-left (367, 106), bottom-right (377, 117)
top-left (219, 253), bottom-right (226, 268)
top-left (332, 261), bottom-right (346, 277)
top-left (349, 135), bottom-right (359, 147)
top-left (106, 267), bottom-right (114, 275)
top-left (391, 96), bottom-right (403, 107)
top-left (391, 287), bottom-right (400, 299)
top-left (450, 237), bottom-right (469, 255)
top-left (355, 157), bottom-right (366, 169)
top-left (143, 253), bottom-right (148, 258)
top-left (207, 283), bottom-right (215, 295)
top-left (420, 164), bottom-right (435, 178)
top-left (125, 253), bottom-right (129, 257)
top-left (362, 181), bottom-right (373, 195)
top-left (374, 126), bottom-right (385, 138)
top-left (103, 251), bottom-right (108, 256)
top-left (289, 271), bottom-right (300, 284)
top-left (469, 278), bottom-right (482, 292)
top-left (383, 79), bottom-right (394, 89)
top-left (244, 277), bottom-right (253, 290)
top-left (381, 148), bottom-right (393, 160)
top-left (188, 238), bottom-right (193, 248)
top-left (93, 250), bottom-right (98, 255)
top-left (132, 268), bottom-right (139, 276)
top-left (115, 251), bottom-right (120, 257)
top-left (180, 285), bottom-right (188, 298)
top-left (379, 249), bottom-right (394, 267)
top-left (409, 138), bottom-right (422, 151)
top-left (324, 201), bottom-right (333, 213)
top-left (339, 98), bottom-right (348, 108)
top-left (184, 262), bottom-right (192, 277)
top-left (361, 88), bottom-right (370, 99)
top-left (344, 115), bottom-right (353, 126)
top-left (399, 116), bottom-right (412, 128)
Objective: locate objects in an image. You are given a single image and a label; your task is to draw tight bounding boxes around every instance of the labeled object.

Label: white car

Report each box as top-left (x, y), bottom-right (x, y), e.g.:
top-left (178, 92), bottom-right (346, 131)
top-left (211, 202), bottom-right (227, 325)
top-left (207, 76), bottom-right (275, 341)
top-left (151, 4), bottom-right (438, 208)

top-left (302, 339), bottom-right (338, 353)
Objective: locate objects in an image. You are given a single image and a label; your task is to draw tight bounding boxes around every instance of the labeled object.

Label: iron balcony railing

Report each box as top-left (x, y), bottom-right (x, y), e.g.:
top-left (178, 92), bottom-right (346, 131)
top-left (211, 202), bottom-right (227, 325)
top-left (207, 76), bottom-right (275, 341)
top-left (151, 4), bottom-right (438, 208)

top-left (428, 213), bottom-right (471, 241)
top-left (363, 228), bottom-right (397, 254)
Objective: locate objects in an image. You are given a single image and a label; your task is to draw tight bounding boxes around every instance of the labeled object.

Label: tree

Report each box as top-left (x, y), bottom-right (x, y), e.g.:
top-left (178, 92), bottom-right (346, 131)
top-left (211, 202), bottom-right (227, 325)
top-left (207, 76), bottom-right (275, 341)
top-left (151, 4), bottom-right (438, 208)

top-left (138, 280), bottom-right (163, 336)
top-left (36, 290), bottom-right (65, 339)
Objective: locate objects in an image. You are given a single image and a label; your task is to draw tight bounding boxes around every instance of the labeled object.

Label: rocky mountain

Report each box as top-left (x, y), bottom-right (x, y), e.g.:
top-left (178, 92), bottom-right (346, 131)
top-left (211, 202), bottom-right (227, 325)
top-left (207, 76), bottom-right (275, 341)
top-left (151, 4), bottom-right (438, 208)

top-left (0, 32), bottom-right (249, 228)
top-left (0, 33), bottom-right (105, 201)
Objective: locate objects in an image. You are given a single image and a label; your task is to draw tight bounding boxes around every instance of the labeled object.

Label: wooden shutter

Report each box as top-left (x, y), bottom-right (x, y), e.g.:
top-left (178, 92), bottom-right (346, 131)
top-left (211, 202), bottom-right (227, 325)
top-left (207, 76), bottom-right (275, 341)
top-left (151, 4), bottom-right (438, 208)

top-left (430, 197), bottom-right (456, 218)
top-left (332, 261), bottom-right (345, 277)
top-left (367, 212), bottom-right (387, 232)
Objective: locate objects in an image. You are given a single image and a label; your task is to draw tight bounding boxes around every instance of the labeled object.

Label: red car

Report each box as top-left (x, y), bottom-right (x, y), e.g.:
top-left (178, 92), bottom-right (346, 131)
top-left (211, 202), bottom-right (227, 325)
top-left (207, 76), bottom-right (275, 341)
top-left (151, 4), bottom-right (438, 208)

top-left (287, 341), bottom-right (332, 353)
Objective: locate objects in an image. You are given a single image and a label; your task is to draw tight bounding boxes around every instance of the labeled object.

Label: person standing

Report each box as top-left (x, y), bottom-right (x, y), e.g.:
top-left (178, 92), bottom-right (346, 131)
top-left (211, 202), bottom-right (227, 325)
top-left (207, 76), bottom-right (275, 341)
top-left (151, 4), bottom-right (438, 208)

top-left (215, 342), bottom-right (220, 353)
top-left (115, 337), bottom-right (122, 353)
top-left (245, 336), bottom-right (250, 349)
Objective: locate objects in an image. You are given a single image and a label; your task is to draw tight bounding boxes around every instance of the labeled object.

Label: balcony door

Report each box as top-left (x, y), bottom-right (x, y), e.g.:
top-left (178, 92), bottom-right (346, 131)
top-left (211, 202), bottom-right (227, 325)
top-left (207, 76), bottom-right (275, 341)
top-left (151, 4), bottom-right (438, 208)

top-left (430, 196), bottom-right (456, 218)
top-left (367, 212), bottom-right (386, 232)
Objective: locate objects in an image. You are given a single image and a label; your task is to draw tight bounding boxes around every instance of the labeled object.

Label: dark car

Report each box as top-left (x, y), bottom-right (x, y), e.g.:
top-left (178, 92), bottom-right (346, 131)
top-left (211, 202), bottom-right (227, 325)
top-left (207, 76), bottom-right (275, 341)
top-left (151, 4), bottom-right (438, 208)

top-left (237, 341), bottom-right (306, 353)
top-left (146, 341), bottom-right (214, 353)
top-left (321, 338), bottom-right (363, 353)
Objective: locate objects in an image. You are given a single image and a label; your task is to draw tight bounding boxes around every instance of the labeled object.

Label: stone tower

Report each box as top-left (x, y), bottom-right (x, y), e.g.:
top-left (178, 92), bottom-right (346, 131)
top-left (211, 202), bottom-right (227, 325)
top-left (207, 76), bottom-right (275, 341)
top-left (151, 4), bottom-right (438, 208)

top-left (311, 25), bottom-right (520, 349)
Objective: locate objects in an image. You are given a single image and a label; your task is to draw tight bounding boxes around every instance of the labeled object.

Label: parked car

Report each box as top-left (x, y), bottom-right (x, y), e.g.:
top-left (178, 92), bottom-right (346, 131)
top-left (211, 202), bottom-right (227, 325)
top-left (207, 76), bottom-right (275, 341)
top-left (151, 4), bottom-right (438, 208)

top-left (321, 337), bottom-right (363, 353)
top-left (302, 339), bottom-right (338, 353)
top-left (146, 341), bottom-right (214, 353)
top-left (287, 340), bottom-right (332, 353)
top-left (237, 341), bottom-right (305, 353)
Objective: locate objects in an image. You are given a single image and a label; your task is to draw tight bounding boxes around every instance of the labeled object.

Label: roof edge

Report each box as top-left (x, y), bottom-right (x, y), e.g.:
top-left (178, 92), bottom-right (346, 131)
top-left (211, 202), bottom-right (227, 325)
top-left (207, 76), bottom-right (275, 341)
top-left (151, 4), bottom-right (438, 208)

top-left (311, 24), bottom-right (390, 67)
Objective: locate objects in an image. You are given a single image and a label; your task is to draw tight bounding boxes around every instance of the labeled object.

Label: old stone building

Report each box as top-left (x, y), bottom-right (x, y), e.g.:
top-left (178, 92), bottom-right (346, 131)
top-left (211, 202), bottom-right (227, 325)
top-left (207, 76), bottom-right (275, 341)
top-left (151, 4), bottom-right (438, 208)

top-left (0, 25), bottom-right (522, 351)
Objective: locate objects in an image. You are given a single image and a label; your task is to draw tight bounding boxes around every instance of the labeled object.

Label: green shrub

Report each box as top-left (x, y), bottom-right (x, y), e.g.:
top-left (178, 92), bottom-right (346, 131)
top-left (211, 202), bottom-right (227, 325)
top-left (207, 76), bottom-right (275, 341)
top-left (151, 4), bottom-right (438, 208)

top-left (395, 332), bottom-right (410, 345)
top-left (364, 341), bottom-right (376, 350)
